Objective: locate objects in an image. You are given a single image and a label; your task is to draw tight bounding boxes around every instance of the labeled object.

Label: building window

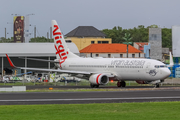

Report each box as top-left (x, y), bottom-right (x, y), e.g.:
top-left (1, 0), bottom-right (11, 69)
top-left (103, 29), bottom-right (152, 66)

top-left (108, 54), bottom-right (111, 58)
top-left (102, 41), bottom-right (109, 43)
top-left (139, 53), bottom-right (140, 58)
top-left (132, 54), bottom-right (135, 58)
top-left (96, 54), bottom-right (99, 57)
top-left (91, 41), bottom-right (94, 44)
top-left (90, 53), bottom-right (92, 57)
top-left (98, 41), bottom-right (102, 44)
top-left (120, 54), bottom-right (123, 58)
top-left (65, 40), bottom-right (72, 43)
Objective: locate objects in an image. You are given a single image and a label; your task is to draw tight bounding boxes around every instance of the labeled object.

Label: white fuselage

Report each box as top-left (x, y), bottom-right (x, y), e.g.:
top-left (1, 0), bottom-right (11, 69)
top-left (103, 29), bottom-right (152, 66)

top-left (56, 57), bottom-right (171, 81)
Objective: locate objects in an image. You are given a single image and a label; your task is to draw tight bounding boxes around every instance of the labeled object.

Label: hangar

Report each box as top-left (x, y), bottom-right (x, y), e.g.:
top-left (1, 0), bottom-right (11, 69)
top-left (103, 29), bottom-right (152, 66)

top-left (0, 42), bottom-right (80, 75)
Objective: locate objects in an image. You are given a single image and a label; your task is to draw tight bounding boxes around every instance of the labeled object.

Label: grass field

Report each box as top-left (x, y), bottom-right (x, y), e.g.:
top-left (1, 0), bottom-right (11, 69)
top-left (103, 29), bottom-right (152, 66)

top-left (0, 81), bottom-right (148, 86)
top-left (0, 102), bottom-right (180, 120)
top-left (0, 80), bottom-right (176, 86)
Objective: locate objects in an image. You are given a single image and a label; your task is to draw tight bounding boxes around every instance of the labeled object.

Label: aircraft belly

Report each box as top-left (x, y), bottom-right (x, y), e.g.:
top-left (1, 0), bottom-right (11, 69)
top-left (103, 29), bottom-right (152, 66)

top-left (117, 69), bottom-right (145, 80)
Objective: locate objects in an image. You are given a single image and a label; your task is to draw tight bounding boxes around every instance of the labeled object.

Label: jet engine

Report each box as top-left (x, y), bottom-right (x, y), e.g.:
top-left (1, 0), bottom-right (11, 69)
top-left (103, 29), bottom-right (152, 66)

top-left (89, 74), bottom-right (109, 85)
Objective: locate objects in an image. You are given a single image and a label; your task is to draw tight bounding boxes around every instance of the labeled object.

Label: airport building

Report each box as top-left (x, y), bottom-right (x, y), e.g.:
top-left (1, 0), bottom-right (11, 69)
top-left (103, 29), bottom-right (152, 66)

top-left (80, 44), bottom-right (144, 58)
top-left (0, 43), bottom-right (79, 75)
top-left (65, 26), bottom-right (112, 51)
top-left (133, 42), bottom-right (149, 52)
top-left (149, 28), bottom-right (162, 60)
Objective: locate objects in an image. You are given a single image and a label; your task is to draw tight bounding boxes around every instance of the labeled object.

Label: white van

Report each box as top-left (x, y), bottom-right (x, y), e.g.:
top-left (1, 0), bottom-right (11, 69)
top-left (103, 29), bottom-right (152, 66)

top-left (2, 76), bottom-right (10, 83)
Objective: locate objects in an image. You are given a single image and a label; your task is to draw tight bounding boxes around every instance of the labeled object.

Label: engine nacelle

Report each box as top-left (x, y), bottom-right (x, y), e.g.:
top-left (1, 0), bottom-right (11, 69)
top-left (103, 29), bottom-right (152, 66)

top-left (89, 74), bottom-right (109, 85)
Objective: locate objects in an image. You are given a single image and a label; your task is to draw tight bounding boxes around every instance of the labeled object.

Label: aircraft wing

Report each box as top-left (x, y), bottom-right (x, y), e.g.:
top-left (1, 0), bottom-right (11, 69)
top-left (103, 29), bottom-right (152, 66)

top-left (6, 54), bottom-right (91, 75)
top-left (18, 67), bottom-right (91, 74)
top-left (6, 54), bottom-right (115, 77)
top-left (6, 54), bottom-right (116, 79)
top-left (19, 57), bottom-right (59, 63)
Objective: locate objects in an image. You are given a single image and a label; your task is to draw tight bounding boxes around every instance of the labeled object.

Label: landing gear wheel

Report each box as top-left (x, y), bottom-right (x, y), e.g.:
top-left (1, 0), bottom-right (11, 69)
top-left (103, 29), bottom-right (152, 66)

top-left (155, 83), bottom-right (160, 88)
top-left (90, 84), bottom-right (99, 88)
top-left (121, 81), bottom-right (126, 87)
top-left (117, 81), bottom-right (121, 87)
top-left (90, 83), bottom-right (94, 88)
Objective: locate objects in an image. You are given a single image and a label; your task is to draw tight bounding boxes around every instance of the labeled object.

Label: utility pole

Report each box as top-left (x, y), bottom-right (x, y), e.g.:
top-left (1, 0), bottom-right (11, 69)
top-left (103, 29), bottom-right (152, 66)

top-left (50, 27), bottom-right (52, 39)
top-left (5, 28), bottom-right (6, 39)
top-left (47, 32), bottom-right (49, 39)
top-left (34, 26), bottom-right (36, 38)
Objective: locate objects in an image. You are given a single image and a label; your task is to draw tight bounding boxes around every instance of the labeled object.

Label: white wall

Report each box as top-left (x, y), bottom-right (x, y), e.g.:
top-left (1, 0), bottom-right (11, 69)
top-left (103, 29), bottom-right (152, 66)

top-left (86, 53), bottom-right (144, 58)
top-left (133, 43), bottom-right (139, 50)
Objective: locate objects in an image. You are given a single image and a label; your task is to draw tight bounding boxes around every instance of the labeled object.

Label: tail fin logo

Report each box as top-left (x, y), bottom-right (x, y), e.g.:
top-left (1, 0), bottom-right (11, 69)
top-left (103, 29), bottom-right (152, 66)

top-left (53, 25), bottom-right (68, 67)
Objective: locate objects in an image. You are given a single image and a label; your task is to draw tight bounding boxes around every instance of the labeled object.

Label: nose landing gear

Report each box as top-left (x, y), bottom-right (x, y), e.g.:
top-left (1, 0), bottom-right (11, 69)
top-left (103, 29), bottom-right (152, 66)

top-left (155, 83), bottom-right (160, 88)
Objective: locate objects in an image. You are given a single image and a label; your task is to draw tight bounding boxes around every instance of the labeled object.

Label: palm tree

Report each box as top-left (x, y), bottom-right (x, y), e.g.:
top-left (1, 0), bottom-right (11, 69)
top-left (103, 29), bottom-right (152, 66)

top-left (122, 33), bottom-right (132, 58)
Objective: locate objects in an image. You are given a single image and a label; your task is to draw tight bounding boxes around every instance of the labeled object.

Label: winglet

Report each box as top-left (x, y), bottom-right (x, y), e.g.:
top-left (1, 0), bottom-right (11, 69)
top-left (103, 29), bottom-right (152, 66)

top-left (6, 54), bottom-right (16, 68)
top-left (167, 52), bottom-right (174, 67)
top-left (169, 52), bottom-right (174, 66)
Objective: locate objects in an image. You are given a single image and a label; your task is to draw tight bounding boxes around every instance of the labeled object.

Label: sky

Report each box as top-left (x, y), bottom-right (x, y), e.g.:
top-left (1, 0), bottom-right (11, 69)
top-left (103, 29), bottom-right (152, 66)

top-left (1, 0), bottom-right (180, 38)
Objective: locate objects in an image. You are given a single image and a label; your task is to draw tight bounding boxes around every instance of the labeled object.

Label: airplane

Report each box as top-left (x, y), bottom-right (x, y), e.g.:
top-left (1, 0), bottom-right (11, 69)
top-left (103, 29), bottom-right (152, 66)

top-left (6, 20), bottom-right (172, 88)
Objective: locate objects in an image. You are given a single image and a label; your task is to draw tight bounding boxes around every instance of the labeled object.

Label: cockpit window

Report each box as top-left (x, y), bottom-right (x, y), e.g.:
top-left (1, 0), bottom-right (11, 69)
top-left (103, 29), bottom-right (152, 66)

top-left (155, 65), bottom-right (159, 68)
top-left (155, 65), bottom-right (167, 68)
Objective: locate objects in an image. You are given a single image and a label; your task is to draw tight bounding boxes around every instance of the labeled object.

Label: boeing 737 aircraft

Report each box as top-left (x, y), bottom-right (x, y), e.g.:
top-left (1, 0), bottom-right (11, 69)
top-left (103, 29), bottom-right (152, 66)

top-left (6, 20), bottom-right (172, 88)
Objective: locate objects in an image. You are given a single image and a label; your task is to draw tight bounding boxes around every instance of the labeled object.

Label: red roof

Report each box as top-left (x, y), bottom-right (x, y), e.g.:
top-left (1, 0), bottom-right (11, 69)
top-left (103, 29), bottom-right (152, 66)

top-left (135, 42), bottom-right (148, 47)
top-left (80, 44), bottom-right (142, 53)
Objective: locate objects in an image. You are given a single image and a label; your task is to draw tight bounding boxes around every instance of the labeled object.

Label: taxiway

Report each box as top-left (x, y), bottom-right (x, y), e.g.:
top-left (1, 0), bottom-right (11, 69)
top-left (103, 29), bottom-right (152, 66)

top-left (0, 89), bottom-right (180, 105)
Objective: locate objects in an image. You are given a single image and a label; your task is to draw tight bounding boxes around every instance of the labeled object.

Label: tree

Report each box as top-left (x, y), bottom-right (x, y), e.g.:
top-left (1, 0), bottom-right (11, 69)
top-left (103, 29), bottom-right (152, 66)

top-left (29, 37), bottom-right (53, 42)
top-left (102, 26), bottom-right (124, 43)
top-left (122, 33), bottom-right (132, 58)
top-left (162, 28), bottom-right (172, 49)
top-left (0, 37), bottom-right (13, 43)
top-left (102, 25), bottom-right (172, 49)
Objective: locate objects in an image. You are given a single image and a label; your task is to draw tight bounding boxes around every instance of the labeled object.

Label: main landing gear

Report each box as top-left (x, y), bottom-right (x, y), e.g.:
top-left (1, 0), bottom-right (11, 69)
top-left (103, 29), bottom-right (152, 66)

top-left (90, 83), bottom-right (99, 88)
top-left (117, 81), bottom-right (126, 87)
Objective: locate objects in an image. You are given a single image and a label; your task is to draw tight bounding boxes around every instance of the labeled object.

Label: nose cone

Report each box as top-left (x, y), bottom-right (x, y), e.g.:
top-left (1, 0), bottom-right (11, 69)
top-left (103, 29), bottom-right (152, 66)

top-left (163, 68), bottom-right (171, 79)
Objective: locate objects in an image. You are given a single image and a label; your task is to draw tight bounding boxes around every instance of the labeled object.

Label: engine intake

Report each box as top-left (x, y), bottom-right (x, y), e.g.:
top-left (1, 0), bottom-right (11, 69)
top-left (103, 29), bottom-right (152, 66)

top-left (89, 74), bottom-right (109, 85)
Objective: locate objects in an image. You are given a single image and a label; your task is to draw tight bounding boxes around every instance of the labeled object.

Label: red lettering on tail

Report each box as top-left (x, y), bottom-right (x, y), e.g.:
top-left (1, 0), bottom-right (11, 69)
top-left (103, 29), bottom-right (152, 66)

top-left (53, 24), bottom-right (68, 68)
top-left (56, 40), bottom-right (62, 44)
top-left (55, 36), bottom-right (59, 40)
top-left (61, 52), bottom-right (66, 56)
top-left (53, 25), bottom-right (62, 35)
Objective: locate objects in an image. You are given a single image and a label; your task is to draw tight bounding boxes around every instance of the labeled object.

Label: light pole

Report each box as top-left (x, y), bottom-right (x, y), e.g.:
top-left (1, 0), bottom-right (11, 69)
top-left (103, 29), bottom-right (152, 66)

top-left (7, 22), bottom-right (13, 39)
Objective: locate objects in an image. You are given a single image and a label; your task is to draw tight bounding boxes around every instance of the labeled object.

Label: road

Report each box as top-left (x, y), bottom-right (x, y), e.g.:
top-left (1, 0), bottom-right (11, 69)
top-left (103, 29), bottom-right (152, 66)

top-left (0, 89), bottom-right (180, 105)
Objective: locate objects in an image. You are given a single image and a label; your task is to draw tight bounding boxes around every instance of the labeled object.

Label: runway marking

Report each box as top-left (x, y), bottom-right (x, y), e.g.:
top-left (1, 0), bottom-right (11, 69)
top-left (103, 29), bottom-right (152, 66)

top-left (1, 96), bottom-right (180, 102)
